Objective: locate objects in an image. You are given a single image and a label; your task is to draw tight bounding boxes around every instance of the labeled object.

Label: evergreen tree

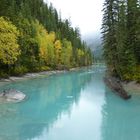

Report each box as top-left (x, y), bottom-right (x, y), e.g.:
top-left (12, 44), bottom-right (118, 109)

top-left (0, 0), bottom-right (93, 77)
top-left (102, 0), bottom-right (119, 75)
top-left (102, 0), bottom-right (140, 81)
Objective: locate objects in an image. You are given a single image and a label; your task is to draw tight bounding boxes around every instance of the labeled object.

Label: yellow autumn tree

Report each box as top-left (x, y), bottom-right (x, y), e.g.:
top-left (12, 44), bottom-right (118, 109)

top-left (61, 39), bottom-right (73, 68)
top-left (54, 40), bottom-right (62, 66)
top-left (0, 17), bottom-right (20, 65)
top-left (46, 32), bottom-right (55, 66)
top-left (77, 49), bottom-right (84, 66)
top-left (32, 20), bottom-right (48, 65)
top-left (32, 21), bottom-right (56, 67)
top-left (48, 31), bottom-right (55, 43)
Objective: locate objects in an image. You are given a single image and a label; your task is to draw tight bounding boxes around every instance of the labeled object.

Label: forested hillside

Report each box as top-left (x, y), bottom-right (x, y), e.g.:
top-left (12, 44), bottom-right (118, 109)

top-left (0, 0), bottom-right (93, 77)
top-left (102, 0), bottom-right (140, 82)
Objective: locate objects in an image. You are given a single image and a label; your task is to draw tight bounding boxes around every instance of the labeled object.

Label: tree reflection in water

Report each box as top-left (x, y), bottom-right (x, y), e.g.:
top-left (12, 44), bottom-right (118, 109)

top-left (0, 68), bottom-right (93, 140)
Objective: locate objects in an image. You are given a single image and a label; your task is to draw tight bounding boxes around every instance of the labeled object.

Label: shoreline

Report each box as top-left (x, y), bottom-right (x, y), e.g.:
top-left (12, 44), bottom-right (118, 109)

top-left (105, 71), bottom-right (140, 94)
top-left (0, 65), bottom-right (139, 94)
top-left (0, 64), bottom-right (95, 83)
top-left (122, 81), bottom-right (140, 94)
top-left (0, 67), bottom-right (82, 84)
top-left (0, 70), bottom-right (68, 83)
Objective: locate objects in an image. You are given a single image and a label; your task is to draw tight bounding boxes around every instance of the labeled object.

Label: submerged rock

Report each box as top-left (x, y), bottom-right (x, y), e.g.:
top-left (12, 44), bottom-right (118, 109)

top-left (0, 89), bottom-right (26, 103)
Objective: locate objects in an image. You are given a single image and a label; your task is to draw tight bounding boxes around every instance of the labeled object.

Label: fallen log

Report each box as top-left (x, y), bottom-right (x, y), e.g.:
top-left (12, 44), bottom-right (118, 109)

top-left (104, 75), bottom-right (131, 100)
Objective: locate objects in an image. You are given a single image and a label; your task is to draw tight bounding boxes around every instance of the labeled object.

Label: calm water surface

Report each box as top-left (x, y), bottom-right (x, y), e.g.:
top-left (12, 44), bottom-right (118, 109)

top-left (0, 64), bottom-right (140, 140)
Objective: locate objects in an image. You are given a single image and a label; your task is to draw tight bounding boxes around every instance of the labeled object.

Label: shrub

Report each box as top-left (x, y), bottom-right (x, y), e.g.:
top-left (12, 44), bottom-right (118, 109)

top-left (0, 71), bottom-right (9, 78)
top-left (40, 66), bottom-right (51, 71)
top-left (10, 66), bottom-right (28, 76)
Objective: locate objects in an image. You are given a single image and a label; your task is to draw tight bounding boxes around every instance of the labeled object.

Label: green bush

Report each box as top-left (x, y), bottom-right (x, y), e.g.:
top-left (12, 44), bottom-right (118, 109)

top-left (10, 66), bottom-right (28, 76)
top-left (122, 65), bottom-right (140, 82)
top-left (133, 65), bottom-right (140, 83)
top-left (0, 71), bottom-right (9, 78)
top-left (40, 66), bottom-right (51, 71)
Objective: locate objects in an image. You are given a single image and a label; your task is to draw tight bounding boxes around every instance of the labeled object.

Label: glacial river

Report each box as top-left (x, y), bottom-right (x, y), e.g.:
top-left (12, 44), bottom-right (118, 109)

top-left (0, 64), bottom-right (140, 140)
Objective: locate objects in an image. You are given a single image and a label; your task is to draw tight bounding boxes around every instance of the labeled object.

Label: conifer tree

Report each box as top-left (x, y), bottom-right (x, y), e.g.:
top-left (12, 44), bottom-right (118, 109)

top-left (102, 0), bottom-right (140, 81)
top-left (102, 0), bottom-right (119, 75)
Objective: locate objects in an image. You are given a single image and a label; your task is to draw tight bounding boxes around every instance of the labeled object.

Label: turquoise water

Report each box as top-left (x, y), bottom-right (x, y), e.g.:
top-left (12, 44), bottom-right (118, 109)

top-left (0, 64), bottom-right (140, 140)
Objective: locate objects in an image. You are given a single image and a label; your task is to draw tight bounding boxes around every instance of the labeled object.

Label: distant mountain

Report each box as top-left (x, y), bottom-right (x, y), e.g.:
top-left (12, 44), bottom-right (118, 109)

top-left (83, 32), bottom-right (103, 61)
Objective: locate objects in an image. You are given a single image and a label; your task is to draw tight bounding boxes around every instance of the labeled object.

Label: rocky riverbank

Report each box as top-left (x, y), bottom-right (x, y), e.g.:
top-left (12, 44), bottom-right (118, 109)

top-left (0, 70), bottom-right (67, 103)
top-left (0, 70), bottom-right (67, 83)
top-left (0, 66), bottom-right (84, 83)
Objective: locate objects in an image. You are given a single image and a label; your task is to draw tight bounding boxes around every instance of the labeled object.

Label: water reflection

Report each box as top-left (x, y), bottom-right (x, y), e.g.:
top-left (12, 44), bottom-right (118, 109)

top-left (1, 64), bottom-right (140, 140)
top-left (102, 86), bottom-right (140, 140)
top-left (0, 67), bottom-right (102, 140)
top-left (35, 66), bottom-right (106, 140)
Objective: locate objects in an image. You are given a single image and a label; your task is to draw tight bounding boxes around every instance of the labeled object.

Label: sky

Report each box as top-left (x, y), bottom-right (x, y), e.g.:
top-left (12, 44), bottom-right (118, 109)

top-left (46, 0), bottom-right (104, 36)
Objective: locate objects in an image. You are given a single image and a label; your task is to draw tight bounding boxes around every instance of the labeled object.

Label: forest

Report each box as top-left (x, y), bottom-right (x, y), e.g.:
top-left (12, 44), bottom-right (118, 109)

top-left (0, 0), bottom-right (93, 78)
top-left (102, 0), bottom-right (140, 82)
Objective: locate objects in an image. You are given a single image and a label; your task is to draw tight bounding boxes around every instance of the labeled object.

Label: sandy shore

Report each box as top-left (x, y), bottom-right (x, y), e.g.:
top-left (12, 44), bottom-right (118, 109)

top-left (122, 81), bottom-right (140, 93)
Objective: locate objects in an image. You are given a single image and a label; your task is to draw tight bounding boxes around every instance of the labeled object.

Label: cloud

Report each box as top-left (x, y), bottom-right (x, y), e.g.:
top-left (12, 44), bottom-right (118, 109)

top-left (47, 0), bottom-right (104, 35)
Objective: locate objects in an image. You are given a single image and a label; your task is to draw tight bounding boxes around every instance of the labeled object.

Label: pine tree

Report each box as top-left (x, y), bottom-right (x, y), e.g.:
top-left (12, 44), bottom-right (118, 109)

top-left (102, 0), bottom-right (119, 75)
top-left (115, 1), bottom-right (127, 78)
top-left (135, 1), bottom-right (140, 63)
top-left (127, 0), bottom-right (138, 62)
top-left (0, 0), bottom-right (93, 76)
top-left (102, 0), bottom-right (140, 81)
